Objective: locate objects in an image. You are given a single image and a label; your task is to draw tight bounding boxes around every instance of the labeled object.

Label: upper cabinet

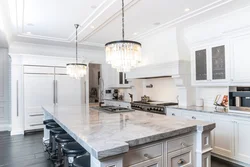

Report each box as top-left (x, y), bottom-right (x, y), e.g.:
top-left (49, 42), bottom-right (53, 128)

top-left (230, 34), bottom-right (250, 84)
top-left (191, 42), bottom-right (229, 86)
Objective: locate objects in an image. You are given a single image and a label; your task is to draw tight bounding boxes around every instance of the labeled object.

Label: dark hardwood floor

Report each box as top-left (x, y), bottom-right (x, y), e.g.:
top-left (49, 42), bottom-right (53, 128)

top-left (0, 131), bottom-right (244, 167)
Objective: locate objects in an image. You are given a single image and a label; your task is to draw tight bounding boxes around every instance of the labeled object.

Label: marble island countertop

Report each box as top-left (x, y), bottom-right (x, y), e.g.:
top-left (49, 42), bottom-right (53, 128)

top-left (42, 105), bottom-right (215, 160)
top-left (166, 105), bottom-right (250, 118)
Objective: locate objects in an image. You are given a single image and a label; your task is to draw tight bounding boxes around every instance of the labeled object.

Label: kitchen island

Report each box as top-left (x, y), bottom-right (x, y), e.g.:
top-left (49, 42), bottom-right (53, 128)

top-left (42, 105), bottom-right (215, 167)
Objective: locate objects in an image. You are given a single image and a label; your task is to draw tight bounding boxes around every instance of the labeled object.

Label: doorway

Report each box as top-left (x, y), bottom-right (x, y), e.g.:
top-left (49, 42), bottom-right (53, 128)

top-left (88, 63), bottom-right (101, 106)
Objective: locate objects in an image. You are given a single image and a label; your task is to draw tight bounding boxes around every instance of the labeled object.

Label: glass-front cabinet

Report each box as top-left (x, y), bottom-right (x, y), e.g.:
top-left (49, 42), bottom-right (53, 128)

top-left (192, 42), bottom-right (228, 85)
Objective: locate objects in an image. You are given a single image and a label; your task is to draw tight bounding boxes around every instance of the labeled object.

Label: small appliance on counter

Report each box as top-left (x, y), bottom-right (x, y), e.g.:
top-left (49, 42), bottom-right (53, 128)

top-left (229, 86), bottom-right (250, 113)
top-left (113, 89), bottom-right (119, 100)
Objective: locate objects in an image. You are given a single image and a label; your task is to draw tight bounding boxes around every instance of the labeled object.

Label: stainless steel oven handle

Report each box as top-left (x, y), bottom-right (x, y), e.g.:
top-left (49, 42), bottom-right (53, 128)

top-left (16, 80), bottom-right (19, 117)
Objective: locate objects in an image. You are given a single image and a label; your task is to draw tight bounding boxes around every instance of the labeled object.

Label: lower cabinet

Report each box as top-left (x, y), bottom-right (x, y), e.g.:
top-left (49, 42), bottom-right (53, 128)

top-left (129, 157), bottom-right (162, 167)
top-left (210, 117), bottom-right (234, 158)
top-left (234, 119), bottom-right (250, 164)
top-left (166, 108), bottom-right (250, 165)
top-left (167, 146), bottom-right (193, 167)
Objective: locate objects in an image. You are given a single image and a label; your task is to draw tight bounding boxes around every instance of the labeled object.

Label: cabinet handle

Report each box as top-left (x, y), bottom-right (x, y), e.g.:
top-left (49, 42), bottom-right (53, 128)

top-left (53, 80), bottom-right (55, 104)
top-left (16, 80), bottom-right (19, 117)
top-left (30, 114), bottom-right (44, 117)
top-left (177, 159), bottom-right (185, 165)
top-left (192, 116), bottom-right (196, 119)
top-left (172, 113), bottom-right (175, 116)
top-left (30, 123), bottom-right (43, 127)
top-left (144, 153), bottom-right (150, 159)
top-left (55, 80), bottom-right (58, 104)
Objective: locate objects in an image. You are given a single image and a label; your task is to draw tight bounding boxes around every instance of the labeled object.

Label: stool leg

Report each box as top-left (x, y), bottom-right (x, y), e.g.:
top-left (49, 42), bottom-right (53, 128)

top-left (64, 156), bottom-right (69, 167)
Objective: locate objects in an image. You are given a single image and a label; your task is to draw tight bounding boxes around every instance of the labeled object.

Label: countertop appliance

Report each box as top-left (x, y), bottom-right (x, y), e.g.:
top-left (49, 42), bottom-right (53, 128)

top-left (131, 101), bottom-right (178, 115)
top-left (229, 86), bottom-right (250, 112)
top-left (113, 89), bottom-right (119, 100)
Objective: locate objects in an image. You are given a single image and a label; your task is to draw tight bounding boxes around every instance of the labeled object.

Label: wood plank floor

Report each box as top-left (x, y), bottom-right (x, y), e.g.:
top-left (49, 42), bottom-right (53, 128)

top-left (0, 131), bottom-right (244, 167)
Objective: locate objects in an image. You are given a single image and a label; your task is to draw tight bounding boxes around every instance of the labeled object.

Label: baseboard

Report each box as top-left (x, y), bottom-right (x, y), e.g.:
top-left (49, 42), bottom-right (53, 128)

top-left (0, 124), bottom-right (11, 131)
top-left (212, 153), bottom-right (250, 167)
top-left (10, 129), bottom-right (24, 136)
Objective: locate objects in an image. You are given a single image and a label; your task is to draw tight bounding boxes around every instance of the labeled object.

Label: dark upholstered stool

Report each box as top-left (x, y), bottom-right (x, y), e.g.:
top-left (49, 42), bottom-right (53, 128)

top-left (72, 155), bottom-right (90, 167)
top-left (46, 122), bottom-right (60, 129)
top-left (50, 127), bottom-right (66, 152)
top-left (63, 142), bottom-right (87, 167)
top-left (55, 134), bottom-right (75, 163)
top-left (43, 119), bottom-right (55, 125)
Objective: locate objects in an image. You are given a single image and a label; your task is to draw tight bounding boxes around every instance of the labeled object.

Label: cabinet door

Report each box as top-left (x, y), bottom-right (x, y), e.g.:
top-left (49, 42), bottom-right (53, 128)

top-left (24, 74), bottom-right (54, 130)
top-left (11, 65), bottom-right (24, 134)
top-left (211, 117), bottom-right (234, 158)
top-left (195, 49), bottom-right (208, 81)
top-left (55, 75), bottom-right (82, 105)
top-left (235, 120), bottom-right (250, 164)
top-left (167, 146), bottom-right (194, 167)
top-left (129, 157), bottom-right (162, 167)
top-left (231, 35), bottom-right (250, 82)
top-left (211, 45), bottom-right (226, 80)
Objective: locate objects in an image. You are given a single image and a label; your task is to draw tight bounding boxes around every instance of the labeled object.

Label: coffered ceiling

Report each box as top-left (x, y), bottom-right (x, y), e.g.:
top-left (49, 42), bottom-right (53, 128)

top-left (6, 0), bottom-right (250, 48)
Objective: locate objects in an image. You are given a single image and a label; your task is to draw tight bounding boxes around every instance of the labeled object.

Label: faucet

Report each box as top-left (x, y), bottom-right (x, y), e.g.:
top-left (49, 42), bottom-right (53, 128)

top-left (128, 93), bottom-right (133, 102)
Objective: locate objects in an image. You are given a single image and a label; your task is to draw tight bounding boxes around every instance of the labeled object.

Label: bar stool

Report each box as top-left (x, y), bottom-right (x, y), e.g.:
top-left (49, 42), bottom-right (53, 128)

top-left (46, 122), bottom-right (60, 152)
top-left (63, 142), bottom-right (87, 167)
top-left (50, 127), bottom-right (66, 154)
top-left (55, 134), bottom-right (75, 164)
top-left (43, 119), bottom-right (55, 125)
top-left (72, 155), bottom-right (90, 167)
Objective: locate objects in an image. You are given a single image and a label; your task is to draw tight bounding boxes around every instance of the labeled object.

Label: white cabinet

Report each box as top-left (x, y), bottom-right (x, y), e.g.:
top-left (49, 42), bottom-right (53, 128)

top-left (55, 74), bottom-right (82, 105)
top-left (129, 157), bottom-right (162, 167)
top-left (167, 146), bottom-right (194, 167)
top-left (11, 65), bottom-right (24, 135)
top-left (234, 119), bottom-right (250, 164)
top-left (24, 73), bottom-right (54, 130)
top-left (210, 116), bottom-right (234, 158)
top-left (191, 42), bottom-right (229, 86)
top-left (166, 108), bottom-right (182, 117)
top-left (230, 35), bottom-right (250, 83)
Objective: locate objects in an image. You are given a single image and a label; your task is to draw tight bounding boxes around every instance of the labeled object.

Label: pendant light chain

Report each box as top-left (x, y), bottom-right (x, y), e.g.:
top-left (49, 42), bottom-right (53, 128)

top-left (122, 0), bottom-right (125, 40)
top-left (75, 24), bottom-right (79, 63)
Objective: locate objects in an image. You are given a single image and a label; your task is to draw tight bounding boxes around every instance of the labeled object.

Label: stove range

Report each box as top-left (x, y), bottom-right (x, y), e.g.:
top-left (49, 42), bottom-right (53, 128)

top-left (94, 106), bottom-right (135, 114)
top-left (131, 101), bottom-right (178, 115)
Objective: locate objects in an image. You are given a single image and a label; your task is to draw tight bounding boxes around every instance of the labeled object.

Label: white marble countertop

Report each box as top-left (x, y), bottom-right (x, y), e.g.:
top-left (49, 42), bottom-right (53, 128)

top-left (166, 105), bottom-right (250, 118)
top-left (42, 105), bottom-right (215, 160)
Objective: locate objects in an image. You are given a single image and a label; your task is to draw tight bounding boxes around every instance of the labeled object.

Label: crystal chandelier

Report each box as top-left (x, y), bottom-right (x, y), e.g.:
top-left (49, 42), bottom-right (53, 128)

top-left (105, 0), bottom-right (142, 72)
top-left (66, 24), bottom-right (87, 79)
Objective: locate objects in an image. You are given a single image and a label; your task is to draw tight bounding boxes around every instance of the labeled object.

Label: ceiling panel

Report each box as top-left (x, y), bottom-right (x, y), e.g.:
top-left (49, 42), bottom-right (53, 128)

top-left (86, 0), bottom-right (219, 44)
top-left (23, 0), bottom-right (104, 38)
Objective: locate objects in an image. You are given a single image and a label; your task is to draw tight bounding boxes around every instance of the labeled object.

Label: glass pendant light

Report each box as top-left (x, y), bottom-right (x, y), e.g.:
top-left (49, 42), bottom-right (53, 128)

top-left (105, 0), bottom-right (142, 72)
top-left (66, 24), bottom-right (87, 79)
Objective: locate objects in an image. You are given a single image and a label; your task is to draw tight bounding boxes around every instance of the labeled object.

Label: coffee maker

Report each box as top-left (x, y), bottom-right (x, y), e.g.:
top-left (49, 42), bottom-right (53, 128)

top-left (113, 89), bottom-right (119, 100)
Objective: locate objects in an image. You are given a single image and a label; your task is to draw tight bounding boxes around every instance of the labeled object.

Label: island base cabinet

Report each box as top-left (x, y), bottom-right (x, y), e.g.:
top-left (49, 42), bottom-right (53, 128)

top-left (128, 157), bottom-right (162, 167)
top-left (167, 146), bottom-right (194, 167)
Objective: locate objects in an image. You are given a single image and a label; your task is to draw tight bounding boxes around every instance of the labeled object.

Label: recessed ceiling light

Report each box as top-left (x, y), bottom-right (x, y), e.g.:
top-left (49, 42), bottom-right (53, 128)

top-left (184, 8), bottom-right (190, 12)
top-left (153, 22), bottom-right (161, 26)
top-left (26, 23), bottom-right (34, 26)
top-left (133, 32), bottom-right (138, 35)
top-left (91, 5), bottom-right (97, 9)
top-left (90, 25), bottom-right (95, 29)
top-left (26, 32), bottom-right (32, 35)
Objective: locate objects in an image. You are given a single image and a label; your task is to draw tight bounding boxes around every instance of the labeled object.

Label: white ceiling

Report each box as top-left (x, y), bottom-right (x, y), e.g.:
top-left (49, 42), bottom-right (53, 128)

top-left (6, 0), bottom-right (250, 48)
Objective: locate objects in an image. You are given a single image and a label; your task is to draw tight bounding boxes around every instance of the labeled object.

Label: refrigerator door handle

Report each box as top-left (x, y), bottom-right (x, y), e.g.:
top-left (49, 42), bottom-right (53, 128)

top-left (53, 80), bottom-right (55, 104)
top-left (55, 80), bottom-right (58, 104)
top-left (16, 80), bottom-right (19, 117)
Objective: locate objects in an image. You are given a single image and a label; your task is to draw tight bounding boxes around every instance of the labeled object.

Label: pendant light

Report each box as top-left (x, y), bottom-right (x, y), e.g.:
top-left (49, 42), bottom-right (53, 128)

top-left (105, 0), bottom-right (142, 72)
top-left (66, 24), bottom-right (87, 79)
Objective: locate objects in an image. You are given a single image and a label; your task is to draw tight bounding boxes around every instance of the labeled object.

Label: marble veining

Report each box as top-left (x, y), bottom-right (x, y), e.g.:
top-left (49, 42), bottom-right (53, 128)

top-left (42, 105), bottom-right (215, 160)
top-left (167, 105), bottom-right (250, 118)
